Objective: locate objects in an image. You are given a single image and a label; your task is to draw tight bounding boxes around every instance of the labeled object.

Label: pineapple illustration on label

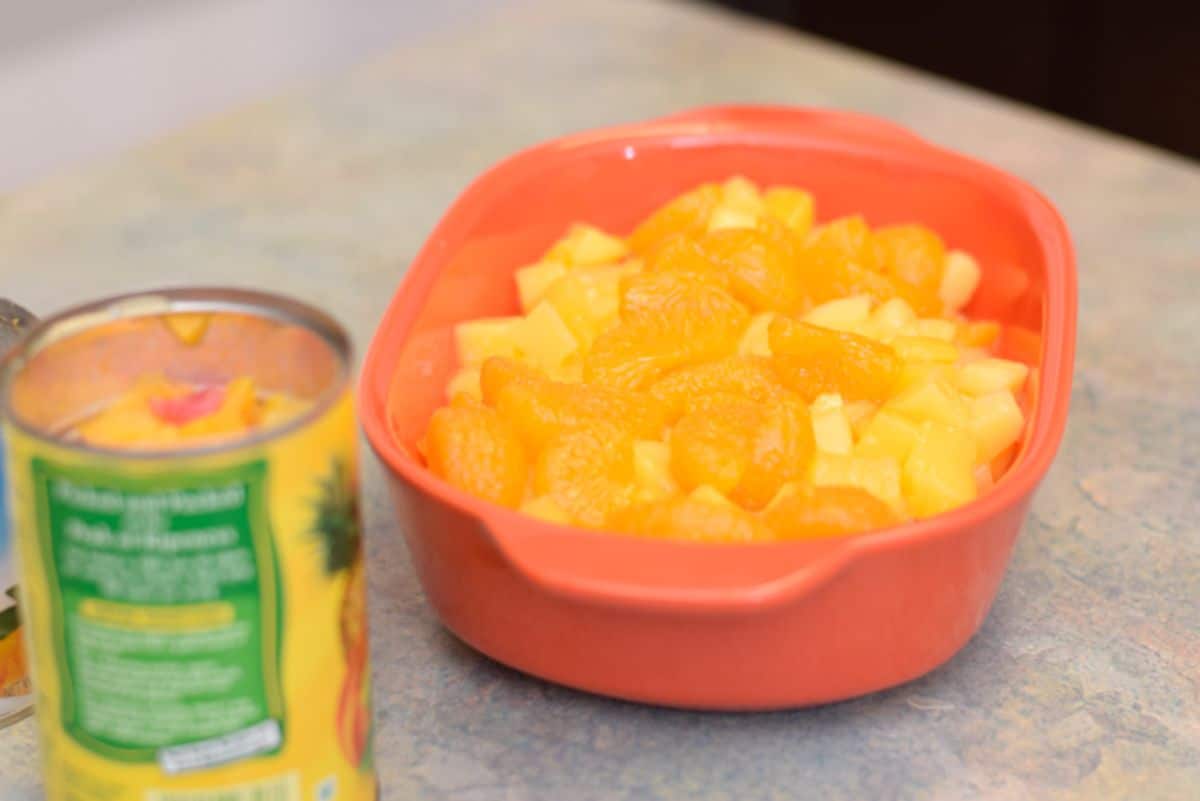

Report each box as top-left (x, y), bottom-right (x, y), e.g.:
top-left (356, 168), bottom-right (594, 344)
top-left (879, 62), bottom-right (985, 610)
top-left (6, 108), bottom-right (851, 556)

top-left (312, 459), bottom-right (373, 772)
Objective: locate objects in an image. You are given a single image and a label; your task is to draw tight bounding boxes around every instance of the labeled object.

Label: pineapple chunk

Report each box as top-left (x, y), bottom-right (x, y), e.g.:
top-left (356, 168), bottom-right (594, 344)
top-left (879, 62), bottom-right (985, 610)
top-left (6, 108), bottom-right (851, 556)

top-left (633, 440), bottom-right (677, 502)
top-left (445, 366), bottom-right (482, 401)
top-left (885, 380), bottom-right (969, 429)
top-left (870, 297), bottom-right (917, 333)
top-left (721, 175), bottom-right (765, 214)
top-left (892, 335), bottom-right (960, 364)
top-left (855, 408), bottom-right (922, 463)
top-left (810, 393), bottom-right (854, 455)
top-left (598, 259), bottom-right (644, 279)
top-left (763, 187), bottom-right (815, 237)
top-left (164, 313), bottom-right (211, 345)
top-left (939, 249), bottom-right (982, 311)
top-left (690, 485), bottom-right (738, 509)
top-left (910, 318), bottom-right (958, 342)
top-left (455, 316), bottom-right (522, 366)
top-left (810, 452), bottom-right (905, 515)
top-left (848, 319), bottom-right (887, 342)
top-left (708, 204), bottom-right (759, 232)
top-left (957, 346), bottom-right (991, 364)
top-left (521, 496), bottom-right (573, 525)
top-left (578, 262), bottom-right (637, 310)
top-left (845, 400), bottom-right (878, 438)
top-left (804, 295), bottom-right (872, 332)
top-left (546, 224), bottom-right (628, 266)
top-left (955, 358), bottom-right (1029, 396)
top-left (894, 361), bottom-right (956, 393)
top-left (543, 268), bottom-right (624, 348)
top-left (509, 301), bottom-right (578, 371)
top-left (968, 391), bottom-right (1025, 464)
top-left (738, 312), bottom-right (776, 357)
top-left (903, 421), bottom-right (977, 517)
top-left (516, 261), bottom-right (569, 312)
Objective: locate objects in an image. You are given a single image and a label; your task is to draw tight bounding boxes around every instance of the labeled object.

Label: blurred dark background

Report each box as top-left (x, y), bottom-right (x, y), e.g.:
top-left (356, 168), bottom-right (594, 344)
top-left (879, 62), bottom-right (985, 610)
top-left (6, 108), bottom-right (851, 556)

top-left (703, 0), bottom-right (1200, 160)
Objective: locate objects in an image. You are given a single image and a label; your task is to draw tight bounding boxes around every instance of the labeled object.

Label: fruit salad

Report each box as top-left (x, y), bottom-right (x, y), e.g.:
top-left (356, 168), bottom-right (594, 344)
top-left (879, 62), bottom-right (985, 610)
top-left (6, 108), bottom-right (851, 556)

top-left (73, 375), bottom-right (310, 449)
top-left (419, 177), bottom-right (1030, 542)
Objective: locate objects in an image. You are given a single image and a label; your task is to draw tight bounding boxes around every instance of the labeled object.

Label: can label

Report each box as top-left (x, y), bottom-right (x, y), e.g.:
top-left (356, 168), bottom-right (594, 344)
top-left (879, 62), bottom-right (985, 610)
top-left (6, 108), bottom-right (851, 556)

top-left (8, 390), bottom-right (375, 801)
top-left (31, 459), bottom-right (283, 766)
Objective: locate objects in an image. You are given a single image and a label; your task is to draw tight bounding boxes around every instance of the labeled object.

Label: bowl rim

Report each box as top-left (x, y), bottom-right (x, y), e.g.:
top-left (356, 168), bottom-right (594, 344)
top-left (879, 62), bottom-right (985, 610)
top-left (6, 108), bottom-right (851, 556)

top-left (358, 104), bottom-right (1077, 611)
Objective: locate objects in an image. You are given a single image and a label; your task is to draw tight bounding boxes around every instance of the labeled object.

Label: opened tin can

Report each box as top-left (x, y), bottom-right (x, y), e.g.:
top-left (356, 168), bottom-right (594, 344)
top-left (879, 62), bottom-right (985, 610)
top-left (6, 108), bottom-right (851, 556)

top-left (1, 288), bottom-right (375, 800)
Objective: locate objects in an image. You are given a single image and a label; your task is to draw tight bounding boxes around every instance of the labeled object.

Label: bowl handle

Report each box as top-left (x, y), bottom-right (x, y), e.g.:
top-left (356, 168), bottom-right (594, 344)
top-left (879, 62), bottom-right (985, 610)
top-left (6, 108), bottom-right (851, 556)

top-left (481, 512), bottom-right (861, 614)
top-left (649, 104), bottom-right (931, 149)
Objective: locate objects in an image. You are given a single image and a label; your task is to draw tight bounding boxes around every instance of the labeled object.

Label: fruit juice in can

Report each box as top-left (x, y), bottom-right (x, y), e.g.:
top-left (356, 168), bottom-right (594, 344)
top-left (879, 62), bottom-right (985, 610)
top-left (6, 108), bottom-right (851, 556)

top-left (0, 298), bottom-right (36, 728)
top-left (0, 289), bottom-right (376, 801)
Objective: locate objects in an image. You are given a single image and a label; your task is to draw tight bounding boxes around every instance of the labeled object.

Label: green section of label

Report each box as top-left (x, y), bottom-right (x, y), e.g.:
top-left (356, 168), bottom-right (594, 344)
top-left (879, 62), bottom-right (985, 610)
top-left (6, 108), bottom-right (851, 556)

top-left (31, 458), bottom-right (283, 763)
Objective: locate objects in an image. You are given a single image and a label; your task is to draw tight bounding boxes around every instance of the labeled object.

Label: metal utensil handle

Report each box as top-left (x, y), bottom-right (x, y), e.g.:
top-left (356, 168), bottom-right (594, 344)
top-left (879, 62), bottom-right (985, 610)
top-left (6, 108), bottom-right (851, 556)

top-left (0, 299), bottom-right (36, 355)
top-left (0, 297), bottom-right (35, 728)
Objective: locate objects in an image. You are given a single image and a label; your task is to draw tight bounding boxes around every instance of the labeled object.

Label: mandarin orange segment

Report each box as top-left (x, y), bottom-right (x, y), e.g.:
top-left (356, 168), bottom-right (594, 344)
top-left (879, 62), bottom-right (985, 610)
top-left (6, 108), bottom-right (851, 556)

top-left (612, 496), bottom-right (774, 543)
top-left (849, 261), bottom-right (943, 317)
top-left (579, 325), bottom-right (681, 390)
top-left (768, 317), bottom-right (902, 402)
top-left (760, 484), bottom-right (900, 540)
top-left (618, 270), bottom-right (744, 325)
top-left (533, 422), bottom-right (637, 527)
top-left (422, 404), bottom-right (527, 508)
top-left (805, 215), bottom-right (882, 271)
top-left (874, 224), bottom-right (946, 294)
top-left (790, 218), bottom-right (942, 315)
top-left (648, 356), bottom-right (785, 421)
top-left (668, 397), bottom-right (813, 509)
top-left (700, 224), bottom-right (804, 313)
top-left (644, 234), bottom-right (728, 284)
top-left (669, 400), bottom-right (761, 495)
top-left (628, 183), bottom-right (722, 256)
top-left (956, 319), bottom-right (1001, 348)
top-left (794, 254), bottom-right (940, 317)
top-left (585, 272), bottom-right (750, 389)
top-left (734, 399), bottom-right (816, 510)
top-left (482, 357), bottom-right (666, 452)
top-left (479, 356), bottom-right (540, 406)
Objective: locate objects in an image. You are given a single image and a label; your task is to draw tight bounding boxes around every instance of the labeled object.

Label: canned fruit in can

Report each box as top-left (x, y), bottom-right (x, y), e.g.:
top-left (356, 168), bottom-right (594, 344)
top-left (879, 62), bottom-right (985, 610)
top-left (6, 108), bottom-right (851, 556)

top-left (2, 289), bottom-right (375, 801)
top-left (69, 375), bottom-right (309, 449)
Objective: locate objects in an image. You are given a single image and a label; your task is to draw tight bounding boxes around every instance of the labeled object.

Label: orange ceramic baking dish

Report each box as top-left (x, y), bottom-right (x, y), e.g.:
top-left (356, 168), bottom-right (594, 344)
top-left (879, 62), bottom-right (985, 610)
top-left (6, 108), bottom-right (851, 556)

top-left (359, 106), bottom-right (1076, 710)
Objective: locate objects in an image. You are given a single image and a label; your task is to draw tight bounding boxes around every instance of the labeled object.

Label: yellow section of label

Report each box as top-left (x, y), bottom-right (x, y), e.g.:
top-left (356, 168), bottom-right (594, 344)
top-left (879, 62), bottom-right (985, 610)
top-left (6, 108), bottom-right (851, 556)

top-left (145, 772), bottom-right (298, 801)
top-left (79, 600), bottom-right (235, 632)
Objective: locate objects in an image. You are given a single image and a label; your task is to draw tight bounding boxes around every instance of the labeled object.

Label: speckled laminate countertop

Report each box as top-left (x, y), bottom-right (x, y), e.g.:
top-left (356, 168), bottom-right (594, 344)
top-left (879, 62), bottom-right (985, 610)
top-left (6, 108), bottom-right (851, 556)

top-left (1, 1), bottom-right (1198, 798)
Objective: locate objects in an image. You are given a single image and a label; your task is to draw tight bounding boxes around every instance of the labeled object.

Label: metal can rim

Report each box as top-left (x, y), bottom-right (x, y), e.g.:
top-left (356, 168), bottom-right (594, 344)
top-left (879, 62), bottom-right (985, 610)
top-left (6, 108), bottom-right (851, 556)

top-left (0, 286), bottom-right (353, 460)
